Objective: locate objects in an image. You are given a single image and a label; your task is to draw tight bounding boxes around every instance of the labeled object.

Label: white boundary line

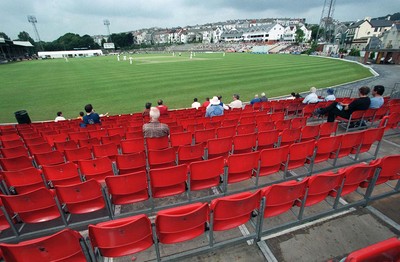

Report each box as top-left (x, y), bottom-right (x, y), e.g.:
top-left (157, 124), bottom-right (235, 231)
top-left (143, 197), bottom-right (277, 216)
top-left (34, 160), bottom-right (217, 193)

top-left (366, 206), bottom-right (400, 231)
top-left (257, 241), bottom-right (278, 262)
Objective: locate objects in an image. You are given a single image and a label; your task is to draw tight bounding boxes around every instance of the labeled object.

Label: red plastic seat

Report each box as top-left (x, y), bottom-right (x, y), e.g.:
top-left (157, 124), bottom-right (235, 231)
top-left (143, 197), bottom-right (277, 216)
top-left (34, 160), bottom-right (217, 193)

top-left (262, 179), bottom-right (308, 218)
top-left (22, 136), bottom-right (47, 146)
top-left (0, 229), bottom-right (87, 262)
top-left (146, 136), bottom-right (169, 150)
top-left (125, 130), bottom-right (144, 139)
top-left (300, 125), bottom-right (320, 141)
top-left (0, 188), bottom-right (63, 224)
top-left (330, 163), bottom-right (376, 197)
top-left (189, 157), bottom-right (224, 191)
top-left (257, 130), bottom-right (279, 150)
top-left (0, 145), bottom-right (29, 158)
top-left (177, 143), bottom-right (204, 165)
top-left (226, 151), bottom-right (259, 184)
top-left (274, 119), bottom-right (291, 132)
top-left (360, 154), bottom-right (400, 188)
top-left (105, 171), bottom-right (149, 205)
top-left (156, 202), bottom-right (209, 244)
top-left (78, 137), bottom-right (101, 149)
top-left (314, 136), bottom-right (341, 163)
top-left (148, 147), bottom-right (176, 169)
top-left (334, 132), bottom-right (363, 159)
top-left (344, 237), bottom-right (400, 262)
top-left (68, 131), bottom-right (89, 142)
top-left (256, 121), bottom-right (275, 132)
top-left (259, 146), bottom-right (289, 177)
top-left (232, 133), bottom-right (257, 154)
top-left (0, 199), bottom-right (12, 232)
top-left (121, 138), bottom-right (145, 154)
top-left (1, 167), bottom-right (45, 194)
top-left (216, 126), bottom-right (235, 138)
top-left (101, 134), bottom-right (122, 148)
top-left (88, 215), bottom-right (154, 258)
top-left (170, 131), bottom-right (192, 150)
top-left (0, 156), bottom-right (34, 171)
top-left (0, 139), bottom-right (25, 148)
top-left (92, 143), bottom-right (119, 161)
top-left (88, 129), bottom-right (108, 139)
top-left (210, 190), bottom-right (261, 231)
top-left (45, 133), bottom-right (68, 146)
top-left (319, 121), bottom-right (338, 138)
top-left (236, 123), bottom-right (256, 135)
top-left (194, 128), bottom-right (216, 145)
top-left (351, 127), bottom-right (384, 154)
top-left (149, 164), bottom-right (187, 198)
top-left (27, 142), bottom-right (53, 155)
top-left (115, 152), bottom-right (147, 175)
top-left (169, 125), bottom-right (184, 134)
top-left (55, 179), bottom-right (107, 215)
top-left (64, 147), bottom-right (93, 163)
top-left (239, 116), bottom-right (255, 125)
top-left (379, 112), bottom-right (400, 130)
top-left (290, 117), bottom-right (307, 129)
top-left (0, 133), bottom-right (21, 142)
top-left (206, 137), bottom-right (232, 160)
top-left (42, 162), bottom-right (82, 187)
top-left (283, 140), bottom-right (315, 171)
top-left (279, 128), bottom-right (301, 146)
top-left (34, 150), bottom-right (65, 166)
top-left (54, 140), bottom-right (78, 152)
top-left (107, 127), bottom-right (125, 138)
top-left (78, 157), bottom-right (115, 183)
top-left (297, 171), bottom-right (343, 207)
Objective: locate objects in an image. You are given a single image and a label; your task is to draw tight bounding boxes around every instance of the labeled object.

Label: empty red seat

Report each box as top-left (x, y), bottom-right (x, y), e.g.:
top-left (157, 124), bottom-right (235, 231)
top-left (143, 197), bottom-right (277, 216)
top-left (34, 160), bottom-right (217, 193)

top-left (155, 202), bottom-right (209, 244)
top-left (0, 229), bottom-right (88, 262)
top-left (319, 121), bottom-right (338, 138)
top-left (149, 164), bottom-right (187, 198)
top-left (121, 138), bottom-right (145, 154)
top-left (115, 152), bottom-right (147, 175)
top-left (88, 215), bottom-right (154, 259)
top-left (78, 157), bottom-right (115, 183)
top-left (0, 145), bottom-right (29, 158)
top-left (148, 147), bottom-right (176, 169)
top-left (64, 147), bottom-right (93, 163)
top-left (344, 237), bottom-right (400, 262)
top-left (283, 140), bottom-right (315, 172)
top-left (206, 137), bottom-right (232, 160)
top-left (334, 132), bottom-right (363, 159)
top-left (258, 146), bottom-right (289, 177)
top-left (314, 136), bottom-right (341, 164)
top-left (92, 143), bottom-right (119, 161)
top-left (1, 167), bottom-right (45, 194)
top-left (146, 136), bottom-right (169, 150)
top-left (33, 150), bottom-right (65, 166)
top-left (257, 130), bottom-right (279, 150)
top-left (105, 171), bottom-right (149, 206)
top-left (170, 132), bottom-right (192, 149)
top-left (360, 154), bottom-right (400, 188)
top-left (226, 151), bottom-right (259, 184)
top-left (351, 127), bottom-right (384, 155)
top-left (232, 133), bottom-right (257, 154)
top-left (194, 129), bottom-right (216, 145)
top-left (189, 157), bottom-right (224, 191)
top-left (0, 156), bottom-right (34, 171)
top-left (54, 140), bottom-right (78, 152)
top-left (300, 125), bottom-right (320, 141)
top-left (27, 142), bottom-right (53, 155)
top-left (42, 162), bottom-right (82, 187)
top-left (210, 190), bottom-right (261, 231)
top-left (216, 126), bottom-right (236, 138)
top-left (236, 123), bottom-right (256, 135)
top-left (279, 128), bottom-right (301, 146)
top-left (177, 143), bottom-right (204, 165)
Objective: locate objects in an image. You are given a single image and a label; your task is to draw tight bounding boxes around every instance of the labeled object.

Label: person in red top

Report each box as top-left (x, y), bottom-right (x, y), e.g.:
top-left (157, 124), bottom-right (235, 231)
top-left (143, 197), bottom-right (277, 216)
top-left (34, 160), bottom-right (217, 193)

top-left (156, 99), bottom-right (168, 115)
top-left (202, 97), bottom-right (210, 108)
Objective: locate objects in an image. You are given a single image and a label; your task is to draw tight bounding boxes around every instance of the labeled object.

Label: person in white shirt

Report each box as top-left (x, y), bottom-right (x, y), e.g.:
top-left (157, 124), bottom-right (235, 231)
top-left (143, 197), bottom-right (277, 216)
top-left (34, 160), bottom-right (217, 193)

top-left (191, 98), bottom-right (201, 109)
top-left (55, 111), bottom-right (66, 122)
top-left (302, 87), bottom-right (319, 104)
top-left (228, 94), bottom-right (243, 109)
top-left (324, 88), bottom-right (336, 101)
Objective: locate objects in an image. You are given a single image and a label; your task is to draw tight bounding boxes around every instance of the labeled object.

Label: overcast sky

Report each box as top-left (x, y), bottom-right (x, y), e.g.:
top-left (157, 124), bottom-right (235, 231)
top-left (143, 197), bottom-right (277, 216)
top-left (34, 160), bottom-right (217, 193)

top-left (0, 0), bottom-right (398, 41)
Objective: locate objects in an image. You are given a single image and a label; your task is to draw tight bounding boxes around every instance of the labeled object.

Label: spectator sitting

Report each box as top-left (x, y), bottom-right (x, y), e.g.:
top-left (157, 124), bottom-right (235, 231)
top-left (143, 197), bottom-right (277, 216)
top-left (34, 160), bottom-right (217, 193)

top-left (205, 96), bottom-right (224, 117)
top-left (83, 104), bottom-right (103, 126)
top-left (55, 111), bottom-right (66, 122)
top-left (250, 94), bottom-right (261, 105)
top-left (202, 97), bottom-right (210, 108)
top-left (228, 94), bottom-right (243, 109)
top-left (191, 98), bottom-right (201, 109)
top-left (260, 92), bottom-right (268, 102)
top-left (324, 88), bottom-right (336, 101)
top-left (302, 87), bottom-right (319, 104)
top-left (287, 92), bottom-right (296, 100)
top-left (314, 86), bottom-right (371, 122)
top-left (157, 99), bottom-right (168, 115)
top-left (143, 102), bottom-right (152, 117)
top-left (143, 107), bottom-right (170, 138)
top-left (218, 95), bottom-right (230, 110)
top-left (77, 111), bottom-right (84, 120)
top-left (370, 85), bottom-right (385, 109)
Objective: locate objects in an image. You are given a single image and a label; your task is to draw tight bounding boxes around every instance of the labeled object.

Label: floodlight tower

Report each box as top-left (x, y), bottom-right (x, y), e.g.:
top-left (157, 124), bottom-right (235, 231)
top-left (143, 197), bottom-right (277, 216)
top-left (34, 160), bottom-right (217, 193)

top-left (27, 15), bottom-right (43, 50)
top-left (103, 19), bottom-right (111, 42)
top-left (316, 0), bottom-right (336, 43)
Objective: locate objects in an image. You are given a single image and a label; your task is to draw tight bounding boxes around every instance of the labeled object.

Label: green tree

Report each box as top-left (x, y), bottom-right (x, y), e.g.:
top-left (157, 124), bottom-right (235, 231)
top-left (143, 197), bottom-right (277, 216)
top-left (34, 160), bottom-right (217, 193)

top-left (295, 29), bottom-right (305, 44)
top-left (17, 31), bottom-right (35, 44)
top-left (0, 32), bottom-right (10, 40)
top-left (310, 25), bottom-right (320, 40)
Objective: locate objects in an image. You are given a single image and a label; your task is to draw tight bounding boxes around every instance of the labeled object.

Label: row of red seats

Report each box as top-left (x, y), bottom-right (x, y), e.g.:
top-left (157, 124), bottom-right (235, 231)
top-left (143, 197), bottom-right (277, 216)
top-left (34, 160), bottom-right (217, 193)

top-left (0, 155), bottom-right (398, 260)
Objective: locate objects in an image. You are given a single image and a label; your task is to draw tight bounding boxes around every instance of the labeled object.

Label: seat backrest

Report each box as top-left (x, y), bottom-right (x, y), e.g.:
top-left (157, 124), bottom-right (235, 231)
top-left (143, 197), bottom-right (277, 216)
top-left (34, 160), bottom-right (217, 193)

top-left (301, 125), bottom-right (320, 141)
top-left (34, 150), bottom-right (65, 166)
top-left (256, 121), bottom-right (275, 132)
top-left (149, 164), bottom-right (187, 198)
top-left (0, 229), bottom-right (87, 262)
top-left (170, 132), bottom-right (193, 148)
top-left (55, 179), bottom-right (105, 214)
top-left (116, 152), bottom-right (147, 175)
top-left (0, 188), bottom-right (61, 224)
top-left (0, 145), bottom-right (29, 158)
top-left (177, 143), bottom-right (204, 165)
top-left (262, 179), bottom-right (308, 218)
top-left (156, 202), bottom-right (209, 244)
top-left (369, 154), bottom-right (400, 183)
top-left (259, 146), bottom-right (289, 176)
top-left (64, 147), bottom-right (93, 163)
top-left (232, 133), bottom-right (257, 153)
top-left (304, 172), bottom-right (343, 206)
top-left (42, 162), bottom-right (81, 187)
top-left (319, 121), bottom-right (338, 137)
top-left (0, 156), bottom-right (33, 171)
top-left (54, 140), bottom-right (78, 152)
top-left (92, 143), bottom-right (119, 159)
top-left (1, 167), bottom-right (45, 194)
top-left (148, 147), bottom-right (176, 169)
top-left (288, 140), bottom-right (315, 162)
top-left (227, 151), bottom-right (259, 183)
top-left (146, 136), bottom-right (169, 150)
top-left (216, 126), bottom-right (236, 138)
top-left (121, 138), bottom-right (145, 154)
top-left (78, 157), bottom-right (114, 182)
top-left (194, 129), bottom-right (216, 144)
top-left (189, 157), bottom-right (224, 191)
top-left (210, 190), bottom-right (261, 231)
top-left (89, 214), bottom-right (153, 258)
top-left (236, 123), bottom-right (256, 135)
top-left (105, 171), bottom-right (149, 205)
top-left (27, 142), bottom-right (53, 155)
top-left (338, 163), bottom-right (376, 196)
top-left (279, 128), bottom-right (301, 146)
top-left (207, 137), bottom-right (232, 159)
top-left (345, 237), bottom-right (400, 262)
top-left (257, 130), bottom-right (279, 149)
top-left (68, 131), bottom-right (89, 142)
